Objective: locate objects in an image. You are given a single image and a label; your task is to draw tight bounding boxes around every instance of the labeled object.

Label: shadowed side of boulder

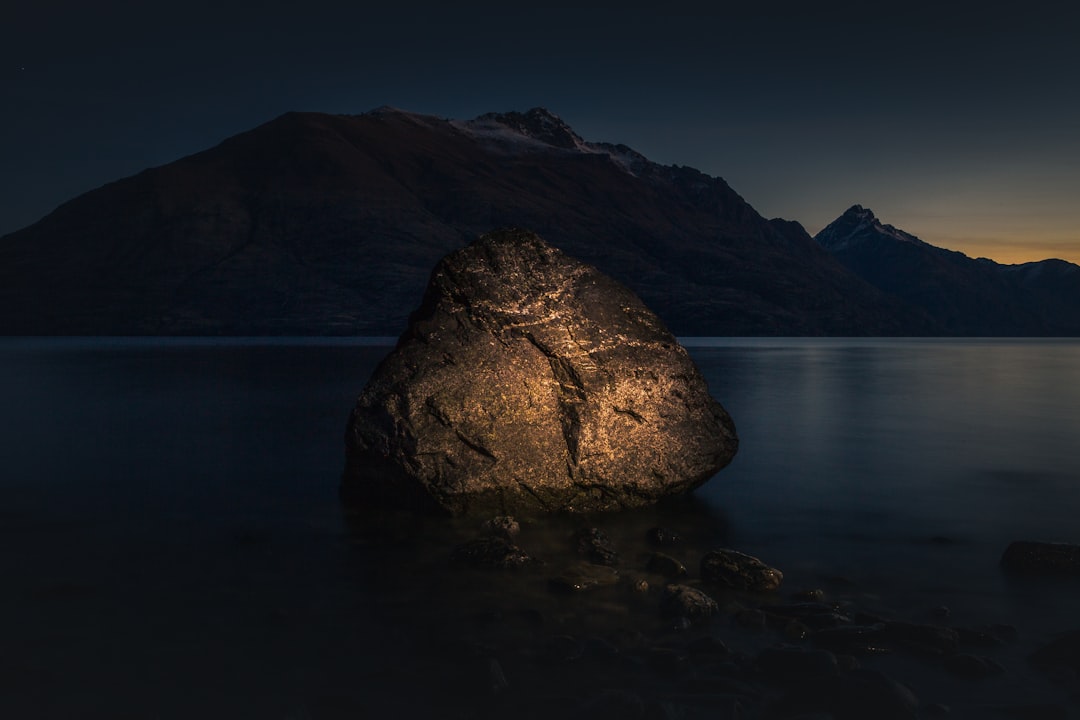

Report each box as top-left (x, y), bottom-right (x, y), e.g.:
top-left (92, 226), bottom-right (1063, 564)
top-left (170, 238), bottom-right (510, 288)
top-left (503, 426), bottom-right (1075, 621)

top-left (341, 228), bottom-right (738, 516)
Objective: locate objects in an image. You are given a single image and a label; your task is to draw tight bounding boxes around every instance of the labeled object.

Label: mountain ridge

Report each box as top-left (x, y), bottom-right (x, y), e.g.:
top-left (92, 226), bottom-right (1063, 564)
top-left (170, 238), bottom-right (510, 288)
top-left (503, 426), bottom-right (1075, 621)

top-left (814, 205), bottom-right (1080, 335)
top-left (0, 106), bottom-right (937, 336)
top-left (7, 107), bottom-right (1076, 337)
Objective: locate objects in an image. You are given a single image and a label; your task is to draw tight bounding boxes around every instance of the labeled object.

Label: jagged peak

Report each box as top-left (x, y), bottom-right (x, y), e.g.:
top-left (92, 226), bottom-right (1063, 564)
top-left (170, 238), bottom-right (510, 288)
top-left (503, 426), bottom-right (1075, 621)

top-left (843, 204), bottom-right (875, 221)
top-left (468, 107), bottom-right (583, 150)
top-left (449, 107), bottom-right (650, 176)
top-left (816, 205), bottom-right (925, 252)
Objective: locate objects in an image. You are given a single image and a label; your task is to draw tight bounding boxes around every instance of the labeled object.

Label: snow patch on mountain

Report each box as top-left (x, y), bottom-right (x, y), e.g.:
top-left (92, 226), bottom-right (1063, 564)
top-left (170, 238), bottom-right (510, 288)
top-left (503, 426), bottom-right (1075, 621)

top-left (450, 107), bottom-right (646, 175)
top-left (816, 205), bottom-right (928, 252)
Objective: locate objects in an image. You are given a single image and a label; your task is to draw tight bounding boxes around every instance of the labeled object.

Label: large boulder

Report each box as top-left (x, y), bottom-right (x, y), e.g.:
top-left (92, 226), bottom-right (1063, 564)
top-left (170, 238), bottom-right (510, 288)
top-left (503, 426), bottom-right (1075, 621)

top-left (342, 228), bottom-right (738, 515)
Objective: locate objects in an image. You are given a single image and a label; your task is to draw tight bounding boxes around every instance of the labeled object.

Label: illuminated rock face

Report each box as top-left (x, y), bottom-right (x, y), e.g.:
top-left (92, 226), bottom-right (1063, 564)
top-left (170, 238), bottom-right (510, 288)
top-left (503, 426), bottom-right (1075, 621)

top-left (342, 229), bottom-right (738, 516)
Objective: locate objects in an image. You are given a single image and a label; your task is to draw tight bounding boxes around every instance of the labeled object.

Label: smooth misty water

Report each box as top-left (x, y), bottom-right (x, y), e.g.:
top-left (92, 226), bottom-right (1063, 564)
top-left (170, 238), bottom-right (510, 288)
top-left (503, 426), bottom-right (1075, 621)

top-left (2, 337), bottom-right (1080, 717)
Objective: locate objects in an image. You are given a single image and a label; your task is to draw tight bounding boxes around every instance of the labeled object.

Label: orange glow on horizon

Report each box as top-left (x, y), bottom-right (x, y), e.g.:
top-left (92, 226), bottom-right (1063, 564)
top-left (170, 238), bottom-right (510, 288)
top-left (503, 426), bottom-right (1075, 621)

top-left (926, 234), bottom-right (1080, 266)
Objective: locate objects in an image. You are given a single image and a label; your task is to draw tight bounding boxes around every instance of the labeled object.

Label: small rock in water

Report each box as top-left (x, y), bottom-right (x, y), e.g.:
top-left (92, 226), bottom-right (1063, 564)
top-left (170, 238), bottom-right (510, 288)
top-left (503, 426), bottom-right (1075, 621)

top-left (783, 620), bottom-right (810, 641)
top-left (574, 527), bottom-right (619, 566)
top-left (701, 549), bottom-right (783, 591)
top-left (549, 563), bottom-right (620, 593)
top-left (646, 551), bottom-right (688, 578)
top-left (1001, 540), bottom-right (1080, 575)
top-left (451, 536), bottom-right (532, 569)
top-left (761, 602), bottom-right (850, 629)
top-left (482, 515), bottom-right (520, 540)
top-left (646, 527), bottom-right (682, 546)
top-left (661, 584), bottom-right (719, 624)
top-left (792, 588), bottom-right (825, 602)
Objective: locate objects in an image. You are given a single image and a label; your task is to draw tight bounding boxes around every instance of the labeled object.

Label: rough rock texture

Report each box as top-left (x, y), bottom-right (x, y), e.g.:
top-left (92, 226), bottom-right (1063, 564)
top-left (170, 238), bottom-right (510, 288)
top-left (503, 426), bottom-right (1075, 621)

top-left (342, 228), bottom-right (738, 516)
top-left (660, 584), bottom-right (719, 623)
top-left (700, 549), bottom-right (783, 591)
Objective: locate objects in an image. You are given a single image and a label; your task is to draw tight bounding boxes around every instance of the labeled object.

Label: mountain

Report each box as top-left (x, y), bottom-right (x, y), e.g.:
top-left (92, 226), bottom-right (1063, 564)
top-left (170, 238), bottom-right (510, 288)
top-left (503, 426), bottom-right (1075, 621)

top-left (0, 107), bottom-right (934, 336)
top-left (815, 205), bottom-right (1080, 335)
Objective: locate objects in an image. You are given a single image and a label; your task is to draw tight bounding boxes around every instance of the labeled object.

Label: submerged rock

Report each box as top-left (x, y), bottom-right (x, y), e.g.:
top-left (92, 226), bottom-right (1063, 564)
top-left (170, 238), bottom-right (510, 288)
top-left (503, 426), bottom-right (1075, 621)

top-left (661, 584), bottom-right (719, 623)
top-left (646, 551), bottom-right (688, 579)
top-left (342, 228), bottom-right (738, 515)
top-left (573, 527), bottom-right (620, 566)
top-left (450, 537), bottom-right (533, 569)
top-left (646, 526), bottom-right (682, 546)
top-left (482, 515), bottom-right (521, 541)
top-left (549, 563), bottom-right (620, 593)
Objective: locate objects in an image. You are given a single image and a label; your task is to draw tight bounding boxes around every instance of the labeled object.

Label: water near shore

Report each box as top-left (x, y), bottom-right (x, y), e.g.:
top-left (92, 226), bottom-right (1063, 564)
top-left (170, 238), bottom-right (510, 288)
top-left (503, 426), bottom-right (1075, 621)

top-left (2, 337), bottom-right (1079, 717)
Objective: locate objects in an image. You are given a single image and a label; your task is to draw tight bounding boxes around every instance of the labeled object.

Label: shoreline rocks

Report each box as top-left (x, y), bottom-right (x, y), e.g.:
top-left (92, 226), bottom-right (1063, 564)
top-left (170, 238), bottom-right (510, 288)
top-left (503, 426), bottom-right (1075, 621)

top-left (701, 549), bottom-right (784, 591)
top-left (342, 228), bottom-right (737, 516)
top-left (1001, 540), bottom-right (1080, 575)
top-left (345, 511), bottom-right (1069, 720)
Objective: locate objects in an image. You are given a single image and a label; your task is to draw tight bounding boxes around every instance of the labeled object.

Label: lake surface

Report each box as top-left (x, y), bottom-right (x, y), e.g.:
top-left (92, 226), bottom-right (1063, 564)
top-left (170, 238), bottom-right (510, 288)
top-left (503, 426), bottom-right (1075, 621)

top-left (3, 337), bottom-right (1079, 717)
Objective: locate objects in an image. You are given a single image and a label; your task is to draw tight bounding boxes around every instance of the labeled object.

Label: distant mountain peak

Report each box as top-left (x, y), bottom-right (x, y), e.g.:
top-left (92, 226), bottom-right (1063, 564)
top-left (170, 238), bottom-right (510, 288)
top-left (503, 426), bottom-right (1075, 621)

top-left (843, 204), bottom-right (874, 220)
top-left (817, 205), bottom-right (924, 252)
top-left (815, 205), bottom-right (1080, 335)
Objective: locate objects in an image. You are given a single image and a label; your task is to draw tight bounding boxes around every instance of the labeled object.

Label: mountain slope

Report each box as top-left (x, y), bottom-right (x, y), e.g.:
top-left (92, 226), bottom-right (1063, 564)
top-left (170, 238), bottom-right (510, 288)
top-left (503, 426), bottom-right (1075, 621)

top-left (0, 107), bottom-right (934, 336)
top-left (815, 205), bottom-right (1080, 335)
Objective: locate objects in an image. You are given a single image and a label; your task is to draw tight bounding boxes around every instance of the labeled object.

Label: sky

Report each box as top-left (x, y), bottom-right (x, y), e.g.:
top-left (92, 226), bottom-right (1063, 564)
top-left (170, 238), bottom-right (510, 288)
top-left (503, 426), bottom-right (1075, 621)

top-left (3, 1), bottom-right (1079, 264)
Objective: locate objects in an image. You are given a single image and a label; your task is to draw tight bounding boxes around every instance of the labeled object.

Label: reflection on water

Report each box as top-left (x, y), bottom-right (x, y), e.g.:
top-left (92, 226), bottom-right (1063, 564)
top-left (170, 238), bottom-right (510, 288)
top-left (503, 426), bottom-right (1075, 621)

top-left (2, 338), bottom-right (1080, 717)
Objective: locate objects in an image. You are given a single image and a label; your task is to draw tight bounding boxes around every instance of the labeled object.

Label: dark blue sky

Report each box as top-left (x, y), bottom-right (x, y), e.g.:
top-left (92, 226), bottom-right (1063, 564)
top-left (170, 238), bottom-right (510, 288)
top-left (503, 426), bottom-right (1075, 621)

top-left (4, 1), bottom-right (1079, 262)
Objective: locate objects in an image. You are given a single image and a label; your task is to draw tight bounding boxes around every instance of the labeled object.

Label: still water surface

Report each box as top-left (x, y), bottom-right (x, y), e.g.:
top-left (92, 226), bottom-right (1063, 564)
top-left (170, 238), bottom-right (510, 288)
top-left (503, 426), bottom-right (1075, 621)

top-left (2, 337), bottom-right (1079, 716)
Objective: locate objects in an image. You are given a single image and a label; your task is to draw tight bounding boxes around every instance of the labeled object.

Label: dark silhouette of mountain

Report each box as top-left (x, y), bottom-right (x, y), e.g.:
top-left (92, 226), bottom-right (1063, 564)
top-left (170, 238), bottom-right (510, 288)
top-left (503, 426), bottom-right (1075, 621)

top-left (815, 205), bottom-right (1080, 335)
top-left (0, 107), bottom-right (933, 336)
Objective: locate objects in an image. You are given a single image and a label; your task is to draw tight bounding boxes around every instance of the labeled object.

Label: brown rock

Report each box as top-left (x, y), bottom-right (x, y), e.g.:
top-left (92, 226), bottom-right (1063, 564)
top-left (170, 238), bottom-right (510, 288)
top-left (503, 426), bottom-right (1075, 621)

top-left (342, 229), bottom-right (738, 515)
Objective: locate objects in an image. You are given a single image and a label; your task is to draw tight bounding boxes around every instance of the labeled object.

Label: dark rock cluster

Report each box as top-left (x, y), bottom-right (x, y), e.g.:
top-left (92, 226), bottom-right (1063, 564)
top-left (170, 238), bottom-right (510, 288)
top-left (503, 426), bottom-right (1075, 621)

top-left (342, 229), bottom-right (738, 516)
top-left (344, 512), bottom-right (1071, 720)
